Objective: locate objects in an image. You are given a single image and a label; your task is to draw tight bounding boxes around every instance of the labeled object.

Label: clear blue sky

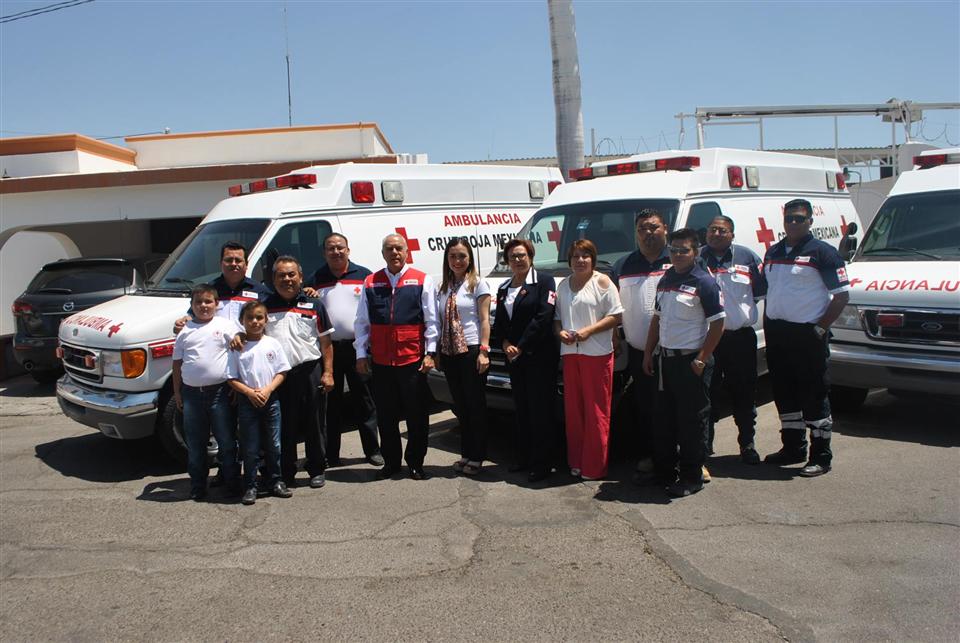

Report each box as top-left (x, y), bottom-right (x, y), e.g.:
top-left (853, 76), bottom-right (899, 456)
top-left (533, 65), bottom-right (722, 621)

top-left (1, 0), bottom-right (958, 162)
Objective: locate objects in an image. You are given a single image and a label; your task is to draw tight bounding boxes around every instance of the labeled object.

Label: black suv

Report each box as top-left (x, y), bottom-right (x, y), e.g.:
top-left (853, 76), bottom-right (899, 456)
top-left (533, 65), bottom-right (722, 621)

top-left (12, 257), bottom-right (165, 383)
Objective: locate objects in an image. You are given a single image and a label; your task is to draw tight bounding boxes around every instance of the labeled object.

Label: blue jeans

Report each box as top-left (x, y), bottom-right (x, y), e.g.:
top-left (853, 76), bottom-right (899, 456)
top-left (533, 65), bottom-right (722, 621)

top-left (237, 396), bottom-right (282, 489)
top-left (181, 383), bottom-right (239, 492)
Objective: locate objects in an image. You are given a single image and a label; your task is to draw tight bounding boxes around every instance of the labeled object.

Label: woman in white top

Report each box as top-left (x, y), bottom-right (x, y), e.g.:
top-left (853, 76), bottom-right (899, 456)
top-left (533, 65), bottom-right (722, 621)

top-left (553, 239), bottom-right (624, 480)
top-left (437, 237), bottom-right (491, 475)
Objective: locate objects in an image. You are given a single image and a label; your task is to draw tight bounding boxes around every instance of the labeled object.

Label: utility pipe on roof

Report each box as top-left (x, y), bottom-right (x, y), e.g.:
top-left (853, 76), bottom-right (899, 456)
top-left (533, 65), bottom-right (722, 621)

top-left (548, 0), bottom-right (584, 182)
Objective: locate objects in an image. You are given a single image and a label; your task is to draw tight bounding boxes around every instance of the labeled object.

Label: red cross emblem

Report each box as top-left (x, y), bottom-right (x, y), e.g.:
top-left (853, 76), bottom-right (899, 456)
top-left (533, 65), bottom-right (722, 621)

top-left (394, 227), bottom-right (420, 264)
top-left (547, 220), bottom-right (563, 252)
top-left (840, 215), bottom-right (849, 236)
top-left (107, 323), bottom-right (124, 338)
top-left (354, 286), bottom-right (362, 295)
top-left (756, 217), bottom-right (775, 250)
top-left (849, 277), bottom-right (863, 288)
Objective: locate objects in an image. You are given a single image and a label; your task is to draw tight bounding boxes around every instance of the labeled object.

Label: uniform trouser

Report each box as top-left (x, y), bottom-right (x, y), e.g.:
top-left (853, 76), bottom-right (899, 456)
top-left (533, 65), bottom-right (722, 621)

top-left (708, 327), bottom-right (758, 451)
top-left (508, 355), bottom-right (561, 474)
top-left (277, 359), bottom-right (327, 483)
top-left (440, 346), bottom-right (488, 463)
top-left (764, 317), bottom-right (833, 465)
top-left (371, 361), bottom-right (431, 469)
top-left (627, 347), bottom-right (658, 459)
top-left (653, 352), bottom-right (713, 484)
top-left (326, 341), bottom-right (380, 460)
top-left (562, 352), bottom-right (614, 479)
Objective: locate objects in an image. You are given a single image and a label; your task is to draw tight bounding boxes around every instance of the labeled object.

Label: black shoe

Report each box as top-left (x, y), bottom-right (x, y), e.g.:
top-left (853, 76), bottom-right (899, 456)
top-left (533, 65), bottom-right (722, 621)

top-left (634, 471), bottom-right (672, 487)
top-left (667, 479), bottom-right (704, 498)
top-left (282, 478), bottom-right (297, 489)
top-left (409, 466), bottom-right (429, 481)
top-left (271, 481), bottom-right (293, 498)
top-left (376, 465), bottom-right (401, 480)
top-left (764, 447), bottom-right (807, 465)
top-left (799, 462), bottom-right (831, 477)
top-left (189, 488), bottom-right (207, 502)
top-left (367, 453), bottom-right (385, 467)
top-left (527, 470), bottom-right (551, 483)
top-left (209, 471), bottom-right (224, 488)
top-left (741, 447), bottom-right (761, 465)
top-left (327, 457), bottom-right (343, 468)
top-left (508, 462), bottom-right (528, 473)
top-left (309, 474), bottom-right (326, 489)
top-left (241, 488), bottom-right (257, 505)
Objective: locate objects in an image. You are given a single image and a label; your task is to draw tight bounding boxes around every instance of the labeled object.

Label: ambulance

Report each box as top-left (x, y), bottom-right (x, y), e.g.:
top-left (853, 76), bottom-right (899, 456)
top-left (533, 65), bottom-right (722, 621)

top-left (55, 163), bottom-right (562, 461)
top-left (827, 148), bottom-right (960, 410)
top-left (454, 148), bottom-right (862, 413)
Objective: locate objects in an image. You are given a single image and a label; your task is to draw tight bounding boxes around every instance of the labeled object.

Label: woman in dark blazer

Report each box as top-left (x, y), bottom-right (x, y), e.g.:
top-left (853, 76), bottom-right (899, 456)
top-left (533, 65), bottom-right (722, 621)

top-left (492, 238), bottom-right (561, 482)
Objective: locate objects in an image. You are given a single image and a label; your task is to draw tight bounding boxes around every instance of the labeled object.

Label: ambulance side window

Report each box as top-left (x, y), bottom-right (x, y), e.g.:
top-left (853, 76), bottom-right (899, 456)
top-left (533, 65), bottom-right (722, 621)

top-left (686, 202), bottom-right (722, 246)
top-left (254, 219), bottom-right (334, 285)
top-left (527, 213), bottom-right (565, 266)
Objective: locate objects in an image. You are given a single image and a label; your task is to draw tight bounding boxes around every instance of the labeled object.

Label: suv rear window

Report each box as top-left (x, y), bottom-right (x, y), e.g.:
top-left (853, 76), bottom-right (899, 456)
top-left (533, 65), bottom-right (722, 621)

top-left (27, 264), bottom-right (133, 294)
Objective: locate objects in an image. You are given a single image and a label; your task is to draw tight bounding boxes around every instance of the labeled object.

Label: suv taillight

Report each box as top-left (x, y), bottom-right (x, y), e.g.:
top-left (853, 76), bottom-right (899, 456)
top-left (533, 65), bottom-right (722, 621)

top-left (11, 300), bottom-right (34, 316)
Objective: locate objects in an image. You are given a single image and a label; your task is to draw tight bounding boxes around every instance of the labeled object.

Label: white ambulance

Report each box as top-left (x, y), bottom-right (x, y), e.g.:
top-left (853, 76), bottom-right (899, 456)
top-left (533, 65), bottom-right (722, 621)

top-left (55, 163), bottom-right (562, 460)
top-left (461, 148), bottom-right (862, 412)
top-left (827, 148), bottom-right (960, 410)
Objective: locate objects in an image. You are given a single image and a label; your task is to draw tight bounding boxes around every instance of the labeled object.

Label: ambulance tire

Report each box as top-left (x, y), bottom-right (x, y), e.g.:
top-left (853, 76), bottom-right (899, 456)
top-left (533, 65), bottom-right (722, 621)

top-left (829, 385), bottom-right (868, 413)
top-left (157, 394), bottom-right (218, 468)
top-left (30, 368), bottom-right (63, 385)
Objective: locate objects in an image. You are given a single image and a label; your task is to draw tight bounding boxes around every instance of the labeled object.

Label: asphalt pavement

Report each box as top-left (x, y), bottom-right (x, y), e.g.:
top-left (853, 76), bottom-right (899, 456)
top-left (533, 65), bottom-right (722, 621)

top-left (0, 375), bottom-right (957, 641)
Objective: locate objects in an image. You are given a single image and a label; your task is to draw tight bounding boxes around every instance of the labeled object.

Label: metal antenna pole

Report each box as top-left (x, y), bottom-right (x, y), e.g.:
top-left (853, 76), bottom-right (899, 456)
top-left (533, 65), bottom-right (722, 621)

top-left (284, 3), bottom-right (293, 127)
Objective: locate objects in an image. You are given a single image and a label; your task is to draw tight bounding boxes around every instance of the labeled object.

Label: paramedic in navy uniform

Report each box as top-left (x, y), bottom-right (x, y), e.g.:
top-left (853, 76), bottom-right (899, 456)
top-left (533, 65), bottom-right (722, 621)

top-left (308, 233), bottom-right (384, 468)
top-left (355, 234), bottom-right (439, 481)
top-left (642, 228), bottom-right (725, 498)
top-left (762, 198), bottom-right (850, 477)
top-left (700, 215), bottom-right (766, 464)
top-left (612, 208), bottom-right (673, 476)
top-left (263, 255), bottom-right (335, 489)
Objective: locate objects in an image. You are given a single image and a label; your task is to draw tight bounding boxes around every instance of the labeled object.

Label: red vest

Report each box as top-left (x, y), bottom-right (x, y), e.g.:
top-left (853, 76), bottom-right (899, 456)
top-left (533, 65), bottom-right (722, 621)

top-left (364, 268), bottom-right (427, 366)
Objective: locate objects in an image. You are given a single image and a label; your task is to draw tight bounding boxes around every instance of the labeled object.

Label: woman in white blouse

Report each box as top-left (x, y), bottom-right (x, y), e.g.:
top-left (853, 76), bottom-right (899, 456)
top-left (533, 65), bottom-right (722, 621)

top-left (437, 238), bottom-right (491, 476)
top-left (553, 239), bottom-right (624, 480)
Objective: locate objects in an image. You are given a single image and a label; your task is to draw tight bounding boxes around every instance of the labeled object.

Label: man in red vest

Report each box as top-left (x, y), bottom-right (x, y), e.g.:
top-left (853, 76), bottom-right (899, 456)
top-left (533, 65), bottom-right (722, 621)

top-left (355, 234), bottom-right (439, 480)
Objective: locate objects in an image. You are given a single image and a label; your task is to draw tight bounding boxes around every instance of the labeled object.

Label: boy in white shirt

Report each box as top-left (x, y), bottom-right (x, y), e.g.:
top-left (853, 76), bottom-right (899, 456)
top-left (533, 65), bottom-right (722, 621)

top-left (227, 301), bottom-right (292, 504)
top-left (172, 284), bottom-right (241, 501)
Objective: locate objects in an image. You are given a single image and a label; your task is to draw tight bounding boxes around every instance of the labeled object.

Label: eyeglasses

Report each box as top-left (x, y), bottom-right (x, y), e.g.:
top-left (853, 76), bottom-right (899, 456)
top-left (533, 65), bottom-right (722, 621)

top-left (509, 253), bottom-right (529, 261)
top-left (707, 226), bottom-right (731, 235)
top-left (784, 214), bottom-right (810, 224)
top-left (668, 246), bottom-right (693, 255)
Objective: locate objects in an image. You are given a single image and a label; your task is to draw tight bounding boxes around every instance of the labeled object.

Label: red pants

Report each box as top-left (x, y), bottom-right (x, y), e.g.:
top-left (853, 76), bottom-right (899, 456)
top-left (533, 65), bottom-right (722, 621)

top-left (562, 352), bottom-right (614, 479)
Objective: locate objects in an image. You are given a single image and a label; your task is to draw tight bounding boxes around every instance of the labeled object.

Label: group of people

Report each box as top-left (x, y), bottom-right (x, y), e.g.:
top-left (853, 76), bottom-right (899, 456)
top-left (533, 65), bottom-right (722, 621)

top-left (173, 196), bottom-right (850, 503)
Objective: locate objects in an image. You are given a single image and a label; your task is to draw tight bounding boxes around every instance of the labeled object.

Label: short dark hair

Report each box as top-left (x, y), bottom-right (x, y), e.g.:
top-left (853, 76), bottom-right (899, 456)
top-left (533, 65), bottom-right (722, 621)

top-left (504, 237), bottom-right (535, 260)
top-left (636, 208), bottom-right (665, 225)
top-left (272, 255), bottom-right (301, 273)
top-left (784, 198), bottom-right (813, 217)
top-left (323, 232), bottom-right (349, 249)
top-left (220, 241), bottom-right (247, 261)
top-left (190, 283), bottom-right (218, 302)
top-left (567, 238), bottom-right (598, 268)
top-left (240, 300), bottom-right (267, 320)
top-left (668, 228), bottom-right (699, 247)
top-left (710, 215), bottom-right (735, 232)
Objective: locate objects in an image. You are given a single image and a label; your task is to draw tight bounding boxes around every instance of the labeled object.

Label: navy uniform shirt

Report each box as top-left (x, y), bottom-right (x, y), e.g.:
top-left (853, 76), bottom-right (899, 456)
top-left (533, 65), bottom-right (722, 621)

top-left (699, 244), bottom-right (766, 331)
top-left (311, 262), bottom-right (371, 342)
top-left (612, 248), bottom-right (672, 350)
top-left (262, 291), bottom-right (334, 368)
top-left (763, 234), bottom-right (849, 324)
top-left (186, 275), bottom-right (269, 329)
top-left (654, 264), bottom-right (725, 350)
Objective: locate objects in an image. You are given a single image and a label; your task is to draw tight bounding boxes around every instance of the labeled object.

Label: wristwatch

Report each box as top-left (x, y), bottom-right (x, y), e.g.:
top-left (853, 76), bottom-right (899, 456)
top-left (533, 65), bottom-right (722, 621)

top-left (813, 325), bottom-right (828, 339)
top-left (692, 358), bottom-right (706, 369)
top-left (479, 345), bottom-right (490, 353)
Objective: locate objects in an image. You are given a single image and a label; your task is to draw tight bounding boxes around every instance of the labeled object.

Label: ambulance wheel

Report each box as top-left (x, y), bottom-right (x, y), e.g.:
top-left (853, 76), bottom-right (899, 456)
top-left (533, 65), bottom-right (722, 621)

top-left (29, 368), bottom-right (63, 385)
top-left (829, 385), bottom-right (868, 413)
top-left (157, 394), bottom-right (219, 468)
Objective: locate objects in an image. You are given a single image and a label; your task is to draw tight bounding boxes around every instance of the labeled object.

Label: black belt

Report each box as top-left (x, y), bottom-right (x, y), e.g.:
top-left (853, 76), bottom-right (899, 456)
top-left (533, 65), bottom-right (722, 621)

top-left (182, 382), bottom-right (225, 393)
top-left (660, 348), bottom-right (698, 357)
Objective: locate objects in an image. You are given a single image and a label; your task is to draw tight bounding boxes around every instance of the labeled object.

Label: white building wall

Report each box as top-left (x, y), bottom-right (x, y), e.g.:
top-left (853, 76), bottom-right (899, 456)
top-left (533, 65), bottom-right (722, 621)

top-left (1, 151), bottom-right (79, 178)
top-left (75, 151), bottom-right (137, 174)
top-left (0, 231), bottom-right (80, 335)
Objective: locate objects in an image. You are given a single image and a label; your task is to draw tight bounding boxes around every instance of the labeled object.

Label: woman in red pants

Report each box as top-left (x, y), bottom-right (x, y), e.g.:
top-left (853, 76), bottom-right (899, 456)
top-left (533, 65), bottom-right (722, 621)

top-left (553, 239), bottom-right (623, 480)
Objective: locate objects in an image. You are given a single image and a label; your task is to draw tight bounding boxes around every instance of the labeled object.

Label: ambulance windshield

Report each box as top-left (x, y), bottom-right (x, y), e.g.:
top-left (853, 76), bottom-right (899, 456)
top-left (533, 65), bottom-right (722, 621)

top-left (858, 190), bottom-right (959, 261)
top-left (147, 219), bottom-right (270, 292)
top-left (498, 199), bottom-right (680, 275)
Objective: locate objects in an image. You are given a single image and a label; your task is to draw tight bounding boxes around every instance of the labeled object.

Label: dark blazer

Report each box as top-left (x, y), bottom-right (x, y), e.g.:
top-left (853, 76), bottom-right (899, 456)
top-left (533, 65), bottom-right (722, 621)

top-left (492, 268), bottom-right (560, 365)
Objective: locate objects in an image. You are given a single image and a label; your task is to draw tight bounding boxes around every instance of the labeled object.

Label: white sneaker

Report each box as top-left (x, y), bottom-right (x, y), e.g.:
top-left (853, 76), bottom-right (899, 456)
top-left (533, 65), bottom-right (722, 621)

top-left (570, 468), bottom-right (581, 477)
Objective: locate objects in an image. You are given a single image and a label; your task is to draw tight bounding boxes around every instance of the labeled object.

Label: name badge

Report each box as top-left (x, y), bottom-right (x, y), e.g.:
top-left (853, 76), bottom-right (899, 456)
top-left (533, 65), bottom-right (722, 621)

top-left (679, 284), bottom-right (697, 295)
top-left (730, 272), bottom-right (751, 284)
top-left (242, 290), bottom-right (258, 299)
top-left (299, 302), bottom-right (314, 309)
top-left (403, 279), bottom-right (419, 286)
top-left (795, 256), bottom-right (812, 264)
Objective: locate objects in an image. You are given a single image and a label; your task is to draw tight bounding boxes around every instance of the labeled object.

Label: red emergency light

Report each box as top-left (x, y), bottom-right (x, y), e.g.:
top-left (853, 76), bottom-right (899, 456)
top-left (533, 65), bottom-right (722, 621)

top-left (835, 172), bottom-right (847, 190)
top-left (727, 166), bottom-right (744, 188)
top-left (913, 153), bottom-right (960, 169)
top-left (569, 156), bottom-right (701, 181)
top-left (547, 181), bottom-right (561, 194)
top-left (350, 181), bottom-right (376, 204)
top-left (227, 173), bottom-right (317, 197)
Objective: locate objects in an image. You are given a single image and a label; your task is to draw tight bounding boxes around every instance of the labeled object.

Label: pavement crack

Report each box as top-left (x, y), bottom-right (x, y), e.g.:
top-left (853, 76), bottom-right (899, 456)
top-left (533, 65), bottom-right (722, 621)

top-left (657, 518), bottom-right (960, 532)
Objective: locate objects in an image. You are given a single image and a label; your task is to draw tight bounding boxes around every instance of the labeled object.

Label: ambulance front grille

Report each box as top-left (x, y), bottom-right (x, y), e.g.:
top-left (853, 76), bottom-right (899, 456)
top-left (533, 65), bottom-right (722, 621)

top-left (863, 308), bottom-right (960, 346)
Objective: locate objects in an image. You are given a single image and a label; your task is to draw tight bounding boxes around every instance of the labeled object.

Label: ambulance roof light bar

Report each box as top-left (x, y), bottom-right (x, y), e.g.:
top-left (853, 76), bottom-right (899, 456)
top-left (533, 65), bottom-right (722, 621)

top-left (569, 156), bottom-right (700, 181)
top-left (913, 152), bottom-right (960, 169)
top-left (228, 173), bottom-right (317, 197)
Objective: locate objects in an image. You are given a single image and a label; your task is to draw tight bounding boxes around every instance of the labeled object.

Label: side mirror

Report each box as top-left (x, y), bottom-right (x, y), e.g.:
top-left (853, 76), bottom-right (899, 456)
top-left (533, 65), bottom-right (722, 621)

top-left (839, 221), bottom-right (859, 261)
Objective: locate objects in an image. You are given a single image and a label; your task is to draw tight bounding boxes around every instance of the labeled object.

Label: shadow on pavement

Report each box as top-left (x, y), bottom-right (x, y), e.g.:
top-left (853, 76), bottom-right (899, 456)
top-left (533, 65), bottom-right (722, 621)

top-left (706, 454), bottom-right (798, 482)
top-left (34, 432), bottom-right (181, 483)
top-left (834, 391), bottom-right (960, 448)
top-left (0, 376), bottom-right (56, 398)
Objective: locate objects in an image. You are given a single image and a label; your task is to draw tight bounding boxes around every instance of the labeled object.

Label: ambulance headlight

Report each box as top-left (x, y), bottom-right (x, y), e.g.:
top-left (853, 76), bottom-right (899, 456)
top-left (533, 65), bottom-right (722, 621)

top-left (833, 305), bottom-right (863, 330)
top-left (101, 349), bottom-right (147, 379)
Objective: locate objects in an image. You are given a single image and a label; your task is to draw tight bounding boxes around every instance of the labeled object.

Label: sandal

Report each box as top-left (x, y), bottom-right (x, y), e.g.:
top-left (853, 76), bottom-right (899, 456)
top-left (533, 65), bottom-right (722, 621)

top-left (452, 458), bottom-right (468, 473)
top-left (462, 461), bottom-right (482, 476)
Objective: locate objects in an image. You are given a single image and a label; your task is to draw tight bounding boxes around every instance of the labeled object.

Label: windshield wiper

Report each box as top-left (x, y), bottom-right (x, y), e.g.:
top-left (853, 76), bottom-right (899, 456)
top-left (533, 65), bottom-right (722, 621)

top-left (862, 247), bottom-right (942, 260)
top-left (163, 277), bottom-right (195, 286)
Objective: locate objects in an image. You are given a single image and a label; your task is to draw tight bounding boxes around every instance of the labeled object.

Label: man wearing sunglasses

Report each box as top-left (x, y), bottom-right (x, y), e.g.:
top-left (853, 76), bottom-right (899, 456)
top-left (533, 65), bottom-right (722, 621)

top-left (642, 228), bottom-right (725, 498)
top-left (700, 215), bottom-right (766, 464)
top-left (762, 199), bottom-right (850, 477)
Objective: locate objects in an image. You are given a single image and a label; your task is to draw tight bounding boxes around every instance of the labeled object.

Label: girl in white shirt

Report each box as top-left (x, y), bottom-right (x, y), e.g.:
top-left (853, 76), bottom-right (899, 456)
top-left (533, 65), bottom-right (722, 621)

top-left (437, 238), bottom-right (491, 476)
top-left (553, 239), bottom-right (624, 480)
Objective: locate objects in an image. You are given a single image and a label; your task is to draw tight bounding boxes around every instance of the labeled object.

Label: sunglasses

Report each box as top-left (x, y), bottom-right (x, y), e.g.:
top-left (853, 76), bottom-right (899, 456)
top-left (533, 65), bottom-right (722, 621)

top-left (785, 214), bottom-right (810, 224)
top-left (668, 246), bottom-right (693, 255)
top-left (707, 226), bottom-right (731, 235)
